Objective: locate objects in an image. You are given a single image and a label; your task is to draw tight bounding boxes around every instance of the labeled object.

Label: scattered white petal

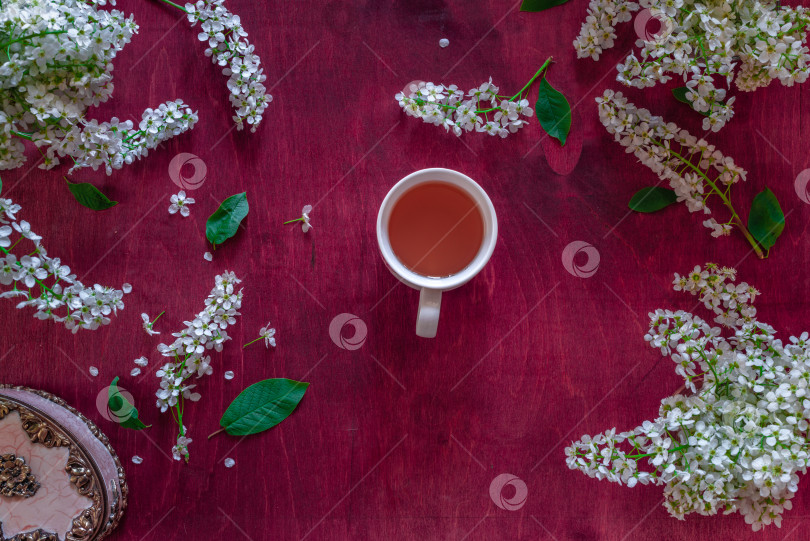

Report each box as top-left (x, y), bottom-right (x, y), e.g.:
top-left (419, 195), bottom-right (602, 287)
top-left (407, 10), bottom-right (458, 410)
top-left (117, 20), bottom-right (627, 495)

top-left (204, 252), bottom-right (213, 261)
top-left (134, 356), bottom-right (148, 367)
top-left (224, 458), bottom-right (236, 468)
top-left (224, 371), bottom-right (234, 380)
top-left (132, 455), bottom-right (143, 464)
top-left (130, 367), bottom-right (141, 377)
top-left (439, 38), bottom-right (449, 48)
top-left (122, 283), bottom-right (132, 294)
top-left (89, 366), bottom-right (99, 377)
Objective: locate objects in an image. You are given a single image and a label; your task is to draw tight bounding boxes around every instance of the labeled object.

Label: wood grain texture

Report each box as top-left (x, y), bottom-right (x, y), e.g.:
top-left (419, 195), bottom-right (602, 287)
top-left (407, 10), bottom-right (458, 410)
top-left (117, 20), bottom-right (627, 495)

top-left (1, 1), bottom-right (809, 540)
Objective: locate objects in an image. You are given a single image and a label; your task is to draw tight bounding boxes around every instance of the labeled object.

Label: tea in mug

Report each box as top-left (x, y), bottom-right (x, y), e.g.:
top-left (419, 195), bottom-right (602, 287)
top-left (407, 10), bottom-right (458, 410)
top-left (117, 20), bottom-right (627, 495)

top-left (388, 181), bottom-right (484, 277)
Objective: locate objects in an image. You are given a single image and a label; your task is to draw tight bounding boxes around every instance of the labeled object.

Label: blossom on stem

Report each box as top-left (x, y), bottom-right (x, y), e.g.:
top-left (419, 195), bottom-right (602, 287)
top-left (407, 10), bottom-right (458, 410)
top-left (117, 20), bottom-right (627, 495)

top-left (244, 321), bottom-right (276, 349)
top-left (154, 271), bottom-right (243, 461)
top-left (395, 60), bottom-right (552, 138)
top-left (596, 90), bottom-right (761, 255)
top-left (183, 0), bottom-right (271, 132)
top-left (574, 0), bottom-right (810, 131)
top-left (142, 312), bottom-right (163, 336)
top-left (566, 263), bottom-right (809, 531)
top-left (283, 205), bottom-right (312, 233)
top-left (42, 101), bottom-right (199, 175)
top-left (0, 0), bottom-right (198, 172)
top-left (0, 196), bottom-right (129, 332)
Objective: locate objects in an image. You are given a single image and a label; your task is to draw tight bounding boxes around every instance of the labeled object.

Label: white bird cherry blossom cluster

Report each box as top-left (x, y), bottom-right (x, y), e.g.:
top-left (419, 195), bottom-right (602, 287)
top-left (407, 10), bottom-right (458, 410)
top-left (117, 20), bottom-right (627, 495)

top-left (0, 0), bottom-right (198, 173)
top-left (43, 101), bottom-right (199, 175)
top-left (395, 59), bottom-right (552, 138)
top-left (596, 90), bottom-right (767, 258)
top-left (574, 0), bottom-right (810, 131)
top-left (566, 263), bottom-right (810, 531)
top-left (154, 271), bottom-right (243, 461)
top-left (0, 195), bottom-right (130, 332)
top-left (181, 0), bottom-right (271, 132)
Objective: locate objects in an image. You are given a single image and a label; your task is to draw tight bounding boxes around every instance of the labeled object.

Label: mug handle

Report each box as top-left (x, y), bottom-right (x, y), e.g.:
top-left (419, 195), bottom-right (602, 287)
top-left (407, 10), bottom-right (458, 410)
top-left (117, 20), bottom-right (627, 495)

top-left (416, 288), bottom-right (442, 338)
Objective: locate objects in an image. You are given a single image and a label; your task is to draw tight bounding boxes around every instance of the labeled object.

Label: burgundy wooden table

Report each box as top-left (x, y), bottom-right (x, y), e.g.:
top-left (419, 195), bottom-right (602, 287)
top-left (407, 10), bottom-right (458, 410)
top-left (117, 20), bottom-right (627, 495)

top-left (2, 1), bottom-right (809, 540)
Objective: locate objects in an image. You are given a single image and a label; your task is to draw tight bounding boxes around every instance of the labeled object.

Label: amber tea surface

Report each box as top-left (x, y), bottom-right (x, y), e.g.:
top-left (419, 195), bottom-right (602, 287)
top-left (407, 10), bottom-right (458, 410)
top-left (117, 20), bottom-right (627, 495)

top-left (388, 181), bottom-right (484, 277)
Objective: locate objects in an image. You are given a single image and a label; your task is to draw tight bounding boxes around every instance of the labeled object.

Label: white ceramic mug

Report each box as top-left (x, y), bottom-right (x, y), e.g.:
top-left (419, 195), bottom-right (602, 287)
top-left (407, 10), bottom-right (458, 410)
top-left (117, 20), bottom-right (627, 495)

top-left (376, 168), bottom-right (498, 338)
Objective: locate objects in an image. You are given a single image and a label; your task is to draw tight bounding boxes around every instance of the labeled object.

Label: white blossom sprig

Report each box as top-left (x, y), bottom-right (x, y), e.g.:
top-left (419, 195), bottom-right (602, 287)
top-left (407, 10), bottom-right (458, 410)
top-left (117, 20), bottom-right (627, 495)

top-left (41, 101), bottom-right (199, 175)
top-left (596, 90), bottom-right (772, 258)
top-left (283, 205), bottom-right (312, 233)
top-left (0, 196), bottom-right (130, 332)
top-left (243, 321), bottom-right (276, 349)
top-left (0, 0), bottom-right (198, 173)
top-left (574, 0), bottom-right (810, 131)
top-left (566, 263), bottom-right (810, 531)
top-left (154, 271), bottom-right (243, 461)
top-left (153, 0), bottom-right (272, 132)
top-left (395, 57), bottom-right (552, 138)
top-left (142, 311), bottom-right (164, 336)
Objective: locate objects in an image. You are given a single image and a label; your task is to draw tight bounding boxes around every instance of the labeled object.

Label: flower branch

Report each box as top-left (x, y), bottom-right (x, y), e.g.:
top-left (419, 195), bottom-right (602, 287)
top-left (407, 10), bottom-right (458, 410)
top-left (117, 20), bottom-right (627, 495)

top-left (395, 57), bottom-right (572, 141)
top-left (0, 196), bottom-right (130, 332)
top-left (567, 263), bottom-right (810, 530)
top-left (597, 90), bottom-right (784, 257)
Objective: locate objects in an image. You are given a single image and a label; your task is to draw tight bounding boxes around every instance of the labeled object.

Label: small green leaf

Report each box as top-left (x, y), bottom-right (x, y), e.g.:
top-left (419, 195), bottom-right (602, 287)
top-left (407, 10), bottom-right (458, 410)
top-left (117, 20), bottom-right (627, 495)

top-left (747, 187), bottom-right (785, 250)
top-left (0, 175), bottom-right (3, 196)
top-left (206, 192), bottom-right (249, 246)
top-left (65, 177), bottom-right (118, 210)
top-left (520, 0), bottom-right (569, 11)
top-left (535, 77), bottom-right (571, 146)
top-left (672, 87), bottom-right (714, 117)
top-left (108, 377), bottom-right (149, 430)
top-left (219, 378), bottom-right (309, 436)
top-left (628, 186), bottom-right (678, 213)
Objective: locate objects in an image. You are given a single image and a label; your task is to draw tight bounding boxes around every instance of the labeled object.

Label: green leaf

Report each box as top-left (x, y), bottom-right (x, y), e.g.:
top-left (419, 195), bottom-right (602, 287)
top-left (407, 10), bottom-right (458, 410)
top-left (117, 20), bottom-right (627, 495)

top-left (535, 77), bottom-right (571, 146)
top-left (0, 175), bottom-right (3, 196)
top-left (108, 377), bottom-right (149, 430)
top-left (520, 0), bottom-right (570, 11)
top-left (747, 187), bottom-right (785, 250)
top-left (206, 192), bottom-right (249, 246)
top-left (65, 177), bottom-right (118, 210)
top-left (672, 87), bottom-right (712, 117)
top-left (628, 186), bottom-right (678, 213)
top-left (219, 378), bottom-right (309, 436)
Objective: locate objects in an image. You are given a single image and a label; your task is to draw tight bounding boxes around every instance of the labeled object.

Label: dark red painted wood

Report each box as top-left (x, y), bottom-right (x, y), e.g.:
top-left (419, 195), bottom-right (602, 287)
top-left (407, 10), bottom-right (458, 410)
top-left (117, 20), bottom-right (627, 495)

top-left (1, 1), bottom-right (809, 540)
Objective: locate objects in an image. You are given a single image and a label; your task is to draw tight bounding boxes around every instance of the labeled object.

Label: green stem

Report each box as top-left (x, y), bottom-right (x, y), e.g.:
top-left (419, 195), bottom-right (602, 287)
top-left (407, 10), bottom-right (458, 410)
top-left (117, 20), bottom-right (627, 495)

top-left (11, 131), bottom-right (32, 140)
top-left (0, 30), bottom-right (66, 50)
top-left (411, 56), bottom-right (554, 115)
top-left (153, 0), bottom-right (189, 13)
top-left (6, 237), bottom-right (22, 252)
top-left (243, 336), bottom-right (263, 348)
top-left (283, 217), bottom-right (304, 225)
top-left (509, 56), bottom-right (553, 102)
top-left (649, 139), bottom-right (765, 259)
top-left (625, 444), bottom-right (689, 460)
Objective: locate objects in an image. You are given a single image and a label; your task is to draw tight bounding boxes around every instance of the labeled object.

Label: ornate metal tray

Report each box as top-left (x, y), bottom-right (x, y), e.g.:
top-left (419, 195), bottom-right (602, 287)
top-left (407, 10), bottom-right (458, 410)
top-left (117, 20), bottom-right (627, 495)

top-left (0, 386), bottom-right (127, 541)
